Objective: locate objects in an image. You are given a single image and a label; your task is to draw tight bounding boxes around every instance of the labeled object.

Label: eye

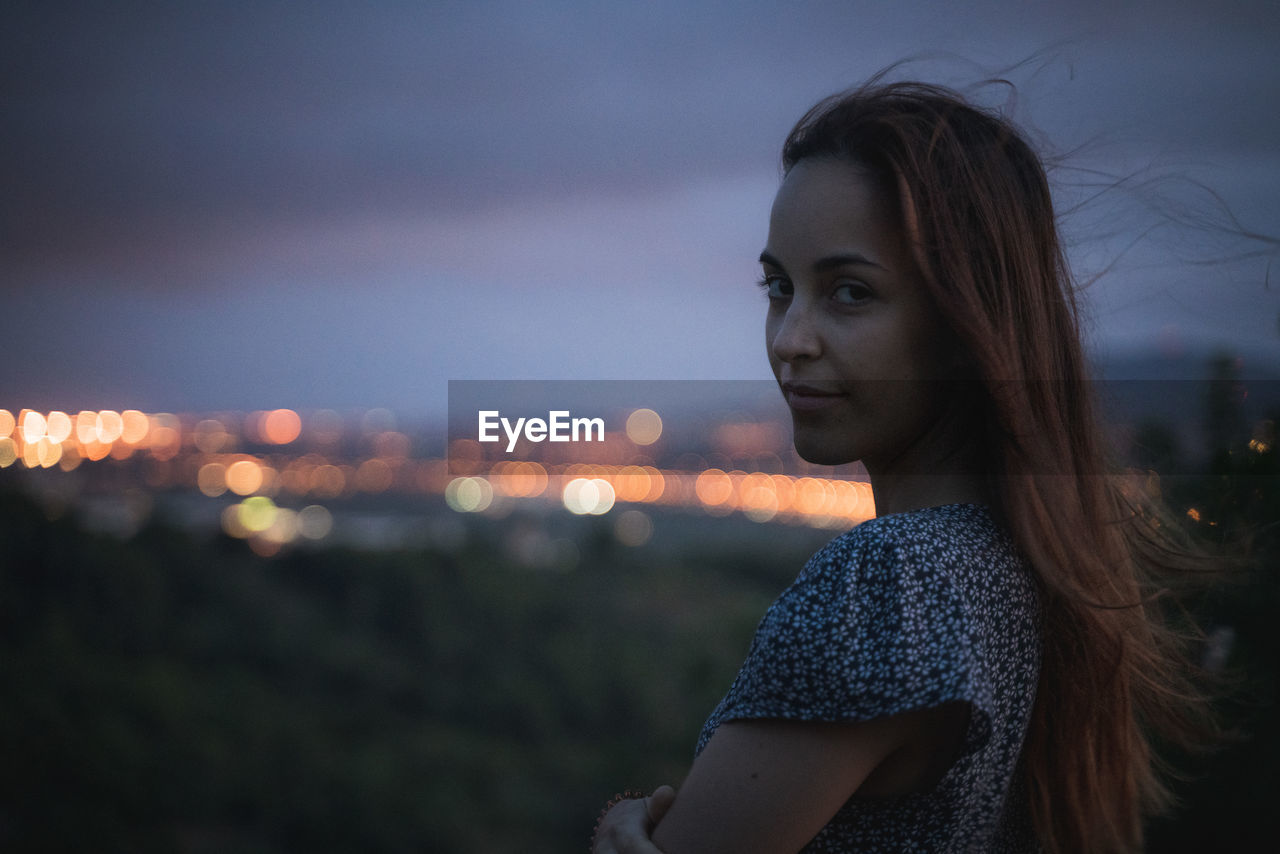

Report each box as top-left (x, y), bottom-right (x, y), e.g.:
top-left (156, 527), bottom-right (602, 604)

top-left (758, 274), bottom-right (792, 300)
top-left (832, 281), bottom-right (873, 305)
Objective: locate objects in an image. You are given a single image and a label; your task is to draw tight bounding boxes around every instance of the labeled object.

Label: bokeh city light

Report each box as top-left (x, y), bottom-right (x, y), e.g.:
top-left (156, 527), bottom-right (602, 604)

top-left (1, 404), bottom-right (881, 559)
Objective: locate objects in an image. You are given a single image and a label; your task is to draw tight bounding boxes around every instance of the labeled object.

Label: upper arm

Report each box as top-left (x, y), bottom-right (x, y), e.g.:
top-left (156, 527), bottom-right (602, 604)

top-left (650, 713), bottom-right (916, 854)
top-left (654, 528), bottom-right (990, 853)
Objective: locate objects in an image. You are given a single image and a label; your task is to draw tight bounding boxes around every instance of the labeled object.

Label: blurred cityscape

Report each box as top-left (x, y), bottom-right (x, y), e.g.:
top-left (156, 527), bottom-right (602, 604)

top-left (5, 351), bottom-right (1280, 559)
top-left (0, 397), bottom-right (877, 563)
top-left (2, 351), bottom-right (1278, 852)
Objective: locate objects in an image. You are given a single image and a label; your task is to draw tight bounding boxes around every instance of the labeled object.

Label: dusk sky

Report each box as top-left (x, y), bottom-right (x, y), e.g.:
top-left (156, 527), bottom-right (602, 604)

top-left (5, 0), bottom-right (1279, 418)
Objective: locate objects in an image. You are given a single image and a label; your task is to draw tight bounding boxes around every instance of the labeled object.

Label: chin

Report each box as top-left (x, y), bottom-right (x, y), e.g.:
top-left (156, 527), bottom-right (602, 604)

top-left (790, 427), bottom-right (858, 467)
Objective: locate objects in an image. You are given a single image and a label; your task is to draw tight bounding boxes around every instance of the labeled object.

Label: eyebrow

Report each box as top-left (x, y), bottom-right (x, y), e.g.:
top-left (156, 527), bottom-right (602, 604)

top-left (758, 250), bottom-right (886, 272)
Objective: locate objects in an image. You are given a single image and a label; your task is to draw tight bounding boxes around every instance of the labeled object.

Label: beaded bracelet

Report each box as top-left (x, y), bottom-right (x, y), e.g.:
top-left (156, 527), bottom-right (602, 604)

top-left (590, 789), bottom-right (648, 852)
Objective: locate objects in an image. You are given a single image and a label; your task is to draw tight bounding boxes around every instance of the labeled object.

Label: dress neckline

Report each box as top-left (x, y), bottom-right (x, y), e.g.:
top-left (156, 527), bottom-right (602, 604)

top-left (869, 502), bottom-right (991, 522)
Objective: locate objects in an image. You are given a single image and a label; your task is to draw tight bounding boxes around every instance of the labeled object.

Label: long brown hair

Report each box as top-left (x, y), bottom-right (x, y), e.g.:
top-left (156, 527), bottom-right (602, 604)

top-left (782, 80), bottom-right (1212, 853)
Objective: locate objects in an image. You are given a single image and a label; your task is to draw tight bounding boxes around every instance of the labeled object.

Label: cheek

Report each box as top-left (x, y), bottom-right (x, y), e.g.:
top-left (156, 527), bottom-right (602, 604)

top-left (764, 316), bottom-right (780, 369)
top-left (866, 313), bottom-right (945, 381)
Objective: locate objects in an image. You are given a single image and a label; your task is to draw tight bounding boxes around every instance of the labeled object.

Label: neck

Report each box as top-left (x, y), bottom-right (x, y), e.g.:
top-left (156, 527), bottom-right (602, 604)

top-left (865, 402), bottom-right (990, 517)
top-left (868, 471), bottom-right (989, 517)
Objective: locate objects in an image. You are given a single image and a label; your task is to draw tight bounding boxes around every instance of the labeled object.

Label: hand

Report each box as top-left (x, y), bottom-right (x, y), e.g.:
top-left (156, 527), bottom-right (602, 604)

top-left (592, 785), bottom-right (676, 854)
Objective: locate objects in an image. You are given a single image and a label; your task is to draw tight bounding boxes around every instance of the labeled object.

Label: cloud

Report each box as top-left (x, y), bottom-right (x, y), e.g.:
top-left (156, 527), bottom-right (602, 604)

top-left (7, 1), bottom-right (1276, 278)
top-left (3, 1), bottom-right (1277, 410)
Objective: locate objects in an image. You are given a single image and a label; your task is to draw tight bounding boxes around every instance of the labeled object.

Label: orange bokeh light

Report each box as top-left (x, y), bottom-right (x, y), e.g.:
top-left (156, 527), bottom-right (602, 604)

top-left (0, 410), bottom-right (14, 439)
top-left (262, 409), bottom-right (302, 445)
top-left (613, 465), bottom-right (651, 502)
top-left (625, 408), bottom-right (663, 445)
top-left (20, 410), bottom-right (47, 443)
top-left (225, 459), bottom-right (264, 495)
top-left (147, 414), bottom-right (182, 460)
top-left (740, 472), bottom-right (779, 522)
top-left (694, 468), bottom-right (733, 507)
top-left (35, 437), bottom-right (62, 468)
top-left (149, 426), bottom-right (181, 460)
top-left (794, 478), bottom-right (831, 516)
top-left (75, 411), bottom-right (97, 444)
top-left (641, 466), bottom-right (665, 502)
top-left (311, 464), bottom-right (346, 498)
top-left (769, 475), bottom-right (794, 512)
top-left (488, 460), bottom-right (548, 498)
top-left (81, 439), bottom-right (111, 461)
top-left (198, 462), bottom-right (228, 497)
top-left (46, 411), bottom-right (73, 444)
top-left (97, 410), bottom-right (124, 443)
top-left (355, 458), bottom-right (394, 492)
top-left (121, 410), bottom-right (150, 444)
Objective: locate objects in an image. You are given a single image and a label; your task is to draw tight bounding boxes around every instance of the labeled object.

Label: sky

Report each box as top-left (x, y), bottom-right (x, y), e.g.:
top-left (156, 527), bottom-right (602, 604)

top-left (5, 0), bottom-right (1279, 418)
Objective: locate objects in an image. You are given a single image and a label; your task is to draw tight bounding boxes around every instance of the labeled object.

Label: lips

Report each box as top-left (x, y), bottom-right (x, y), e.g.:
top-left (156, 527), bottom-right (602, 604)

top-left (781, 382), bottom-right (847, 412)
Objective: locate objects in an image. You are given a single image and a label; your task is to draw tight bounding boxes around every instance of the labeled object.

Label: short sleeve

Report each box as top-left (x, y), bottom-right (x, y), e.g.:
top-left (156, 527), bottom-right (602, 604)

top-left (706, 529), bottom-right (995, 756)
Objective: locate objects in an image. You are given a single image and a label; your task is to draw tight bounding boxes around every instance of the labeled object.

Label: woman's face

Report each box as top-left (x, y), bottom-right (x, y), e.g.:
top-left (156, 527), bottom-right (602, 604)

top-left (762, 156), bottom-right (957, 472)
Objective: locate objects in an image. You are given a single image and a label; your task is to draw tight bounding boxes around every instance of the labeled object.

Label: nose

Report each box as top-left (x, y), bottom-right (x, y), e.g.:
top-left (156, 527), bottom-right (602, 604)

top-left (769, 303), bottom-right (822, 364)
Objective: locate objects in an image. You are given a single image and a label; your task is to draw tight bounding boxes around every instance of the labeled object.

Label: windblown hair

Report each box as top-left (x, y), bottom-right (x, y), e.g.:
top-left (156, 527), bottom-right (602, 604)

top-left (782, 81), bottom-right (1212, 853)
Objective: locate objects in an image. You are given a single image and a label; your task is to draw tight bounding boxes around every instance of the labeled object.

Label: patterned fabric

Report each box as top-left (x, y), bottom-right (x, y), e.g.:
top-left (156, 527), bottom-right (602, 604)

top-left (696, 503), bottom-right (1042, 853)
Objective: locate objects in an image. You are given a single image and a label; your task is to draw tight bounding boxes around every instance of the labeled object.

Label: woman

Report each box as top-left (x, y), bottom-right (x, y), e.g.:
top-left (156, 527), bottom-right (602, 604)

top-left (593, 80), bottom-right (1209, 853)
